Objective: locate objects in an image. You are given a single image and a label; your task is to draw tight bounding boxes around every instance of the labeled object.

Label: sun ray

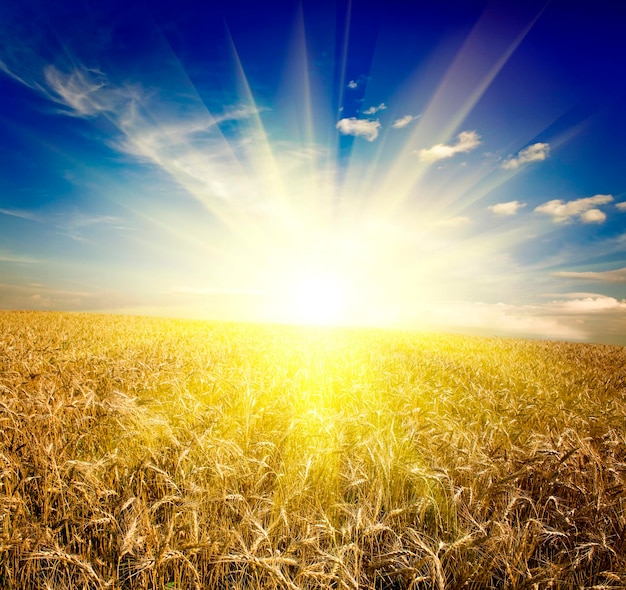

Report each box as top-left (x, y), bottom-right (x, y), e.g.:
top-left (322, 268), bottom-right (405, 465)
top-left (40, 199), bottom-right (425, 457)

top-left (2, 0), bottom-right (620, 338)
top-left (371, 3), bottom-right (548, 222)
top-left (225, 28), bottom-right (291, 212)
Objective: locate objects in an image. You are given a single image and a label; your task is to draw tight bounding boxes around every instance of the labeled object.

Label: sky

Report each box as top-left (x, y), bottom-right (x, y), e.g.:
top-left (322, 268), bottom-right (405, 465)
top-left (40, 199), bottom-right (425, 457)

top-left (1, 0), bottom-right (626, 345)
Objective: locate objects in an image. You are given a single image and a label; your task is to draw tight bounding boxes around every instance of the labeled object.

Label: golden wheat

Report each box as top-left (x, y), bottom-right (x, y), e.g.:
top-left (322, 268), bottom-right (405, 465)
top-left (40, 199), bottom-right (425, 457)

top-left (0, 311), bottom-right (625, 588)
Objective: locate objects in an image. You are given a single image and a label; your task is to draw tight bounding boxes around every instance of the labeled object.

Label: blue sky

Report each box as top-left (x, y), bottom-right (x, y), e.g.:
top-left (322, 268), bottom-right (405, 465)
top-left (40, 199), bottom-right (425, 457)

top-left (1, 0), bottom-right (626, 344)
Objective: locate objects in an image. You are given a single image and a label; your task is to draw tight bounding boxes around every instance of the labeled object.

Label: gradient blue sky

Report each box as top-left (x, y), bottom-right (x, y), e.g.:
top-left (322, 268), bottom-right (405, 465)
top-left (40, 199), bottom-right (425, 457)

top-left (1, 0), bottom-right (626, 344)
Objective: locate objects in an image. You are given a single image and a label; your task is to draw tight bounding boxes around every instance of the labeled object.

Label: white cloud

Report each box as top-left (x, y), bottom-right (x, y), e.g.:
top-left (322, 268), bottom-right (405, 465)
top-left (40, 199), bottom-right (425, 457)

top-left (553, 267), bottom-right (626, 283)
top-left (534, 194), bottom-right (613, 224)
top-left (501, 142), bottom-right (550, 170)
top-left (347, 80), bottom-right (358, 89)
top-left (580, 209), bottom-right (606, 224)
top-left (363, 103), bottom-right (386, 115)
top-left (616, 202), bottom-right (626, 211)
top-left (417, 131), bottom-right (481, 163)
top-left (488, 200), bottom-right (526, 216)
top-left (431, 216), bottom-right (470, 228)
top-left (392, 115), bottom-right (418, 129)
top-left (336, 118), bottom-right (381, 142)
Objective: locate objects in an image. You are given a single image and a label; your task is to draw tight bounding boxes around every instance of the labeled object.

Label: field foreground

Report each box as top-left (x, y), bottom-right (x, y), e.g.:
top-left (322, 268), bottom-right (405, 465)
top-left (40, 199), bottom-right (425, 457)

top-left (1, 311), bottom-right (625, 589)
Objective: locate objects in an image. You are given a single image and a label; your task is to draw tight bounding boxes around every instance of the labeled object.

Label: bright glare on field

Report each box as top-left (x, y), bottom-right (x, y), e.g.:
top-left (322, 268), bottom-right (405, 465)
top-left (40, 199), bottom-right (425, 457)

top-left (290, 274), bottom-right (347, 325)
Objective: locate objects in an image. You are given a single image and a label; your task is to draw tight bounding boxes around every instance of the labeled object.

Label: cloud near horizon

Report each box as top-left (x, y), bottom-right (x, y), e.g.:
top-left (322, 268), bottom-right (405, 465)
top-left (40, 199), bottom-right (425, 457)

top-left (417, 131), bottom-right (480, 163)
top-left (501, 142), bottom-right (550, 170)
top-left (534, 194), bottom-right (613, 224)
top-left (553, 266), bottom-right (626, 283)
top-left (488, 200), bottom-right (526, 216)
top-left (0, 281), bottom-right (138, 311)
top-left (551, 295), bottom-right (626, 314)
top-left (336, 117), bottom-right (381, 142)
top-left (423, 294), bottom-right (626, 343)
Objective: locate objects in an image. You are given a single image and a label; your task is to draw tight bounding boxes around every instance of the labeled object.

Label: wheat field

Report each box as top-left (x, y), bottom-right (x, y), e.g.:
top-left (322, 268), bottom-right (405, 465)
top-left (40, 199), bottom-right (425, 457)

top-left (0, 311), bottom-right (625, 589)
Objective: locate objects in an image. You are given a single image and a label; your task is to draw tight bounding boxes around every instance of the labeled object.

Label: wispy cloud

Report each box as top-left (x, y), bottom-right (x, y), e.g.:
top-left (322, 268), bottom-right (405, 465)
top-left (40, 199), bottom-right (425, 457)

top-left (0, 208), bottom-right (41, 221)
top-left (553, 267), bottom-right (626, 283)
top-left (417, 131), bottom-right (480, 163)
top-left (363, 103), bottom-right (386, 115)
top-left (1, 205), bottom-right (131, 242)
top-left (501, 142), bottom-right (550, 170)
top-left (616, 202), bottom-right (626, 211)
top-left (392, 115), bottom-right (418, 129)
top-left (64, 213), bottom-right (123, 229)
top-left (336, 117), bottom-right (381, 142)
top-left (0, 250), bottom-right (41, 263)
top-left (488, 200), bottom-right (526, 216)
top-left (431, 216), bottom-right (470, 228)
top-left (213, 104), bottom-right (269, 125)
top-left (55, 213), bottom-right (129, 242)
top-left (1, 53), bottom-right (301, 235)
top-left (534, 194), bottom-right (613, 224)
top-left (44, 65), bottom-right (119, 118)
top-left (0, 57), bottom-right (42, 90)
top-left (114, 116), bottom-right (268, 208)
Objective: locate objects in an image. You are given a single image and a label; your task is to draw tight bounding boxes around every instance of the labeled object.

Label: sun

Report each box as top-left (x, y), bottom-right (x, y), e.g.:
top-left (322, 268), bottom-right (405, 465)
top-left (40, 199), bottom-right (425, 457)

top-left (289, 273), bottom-right (348, 325)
